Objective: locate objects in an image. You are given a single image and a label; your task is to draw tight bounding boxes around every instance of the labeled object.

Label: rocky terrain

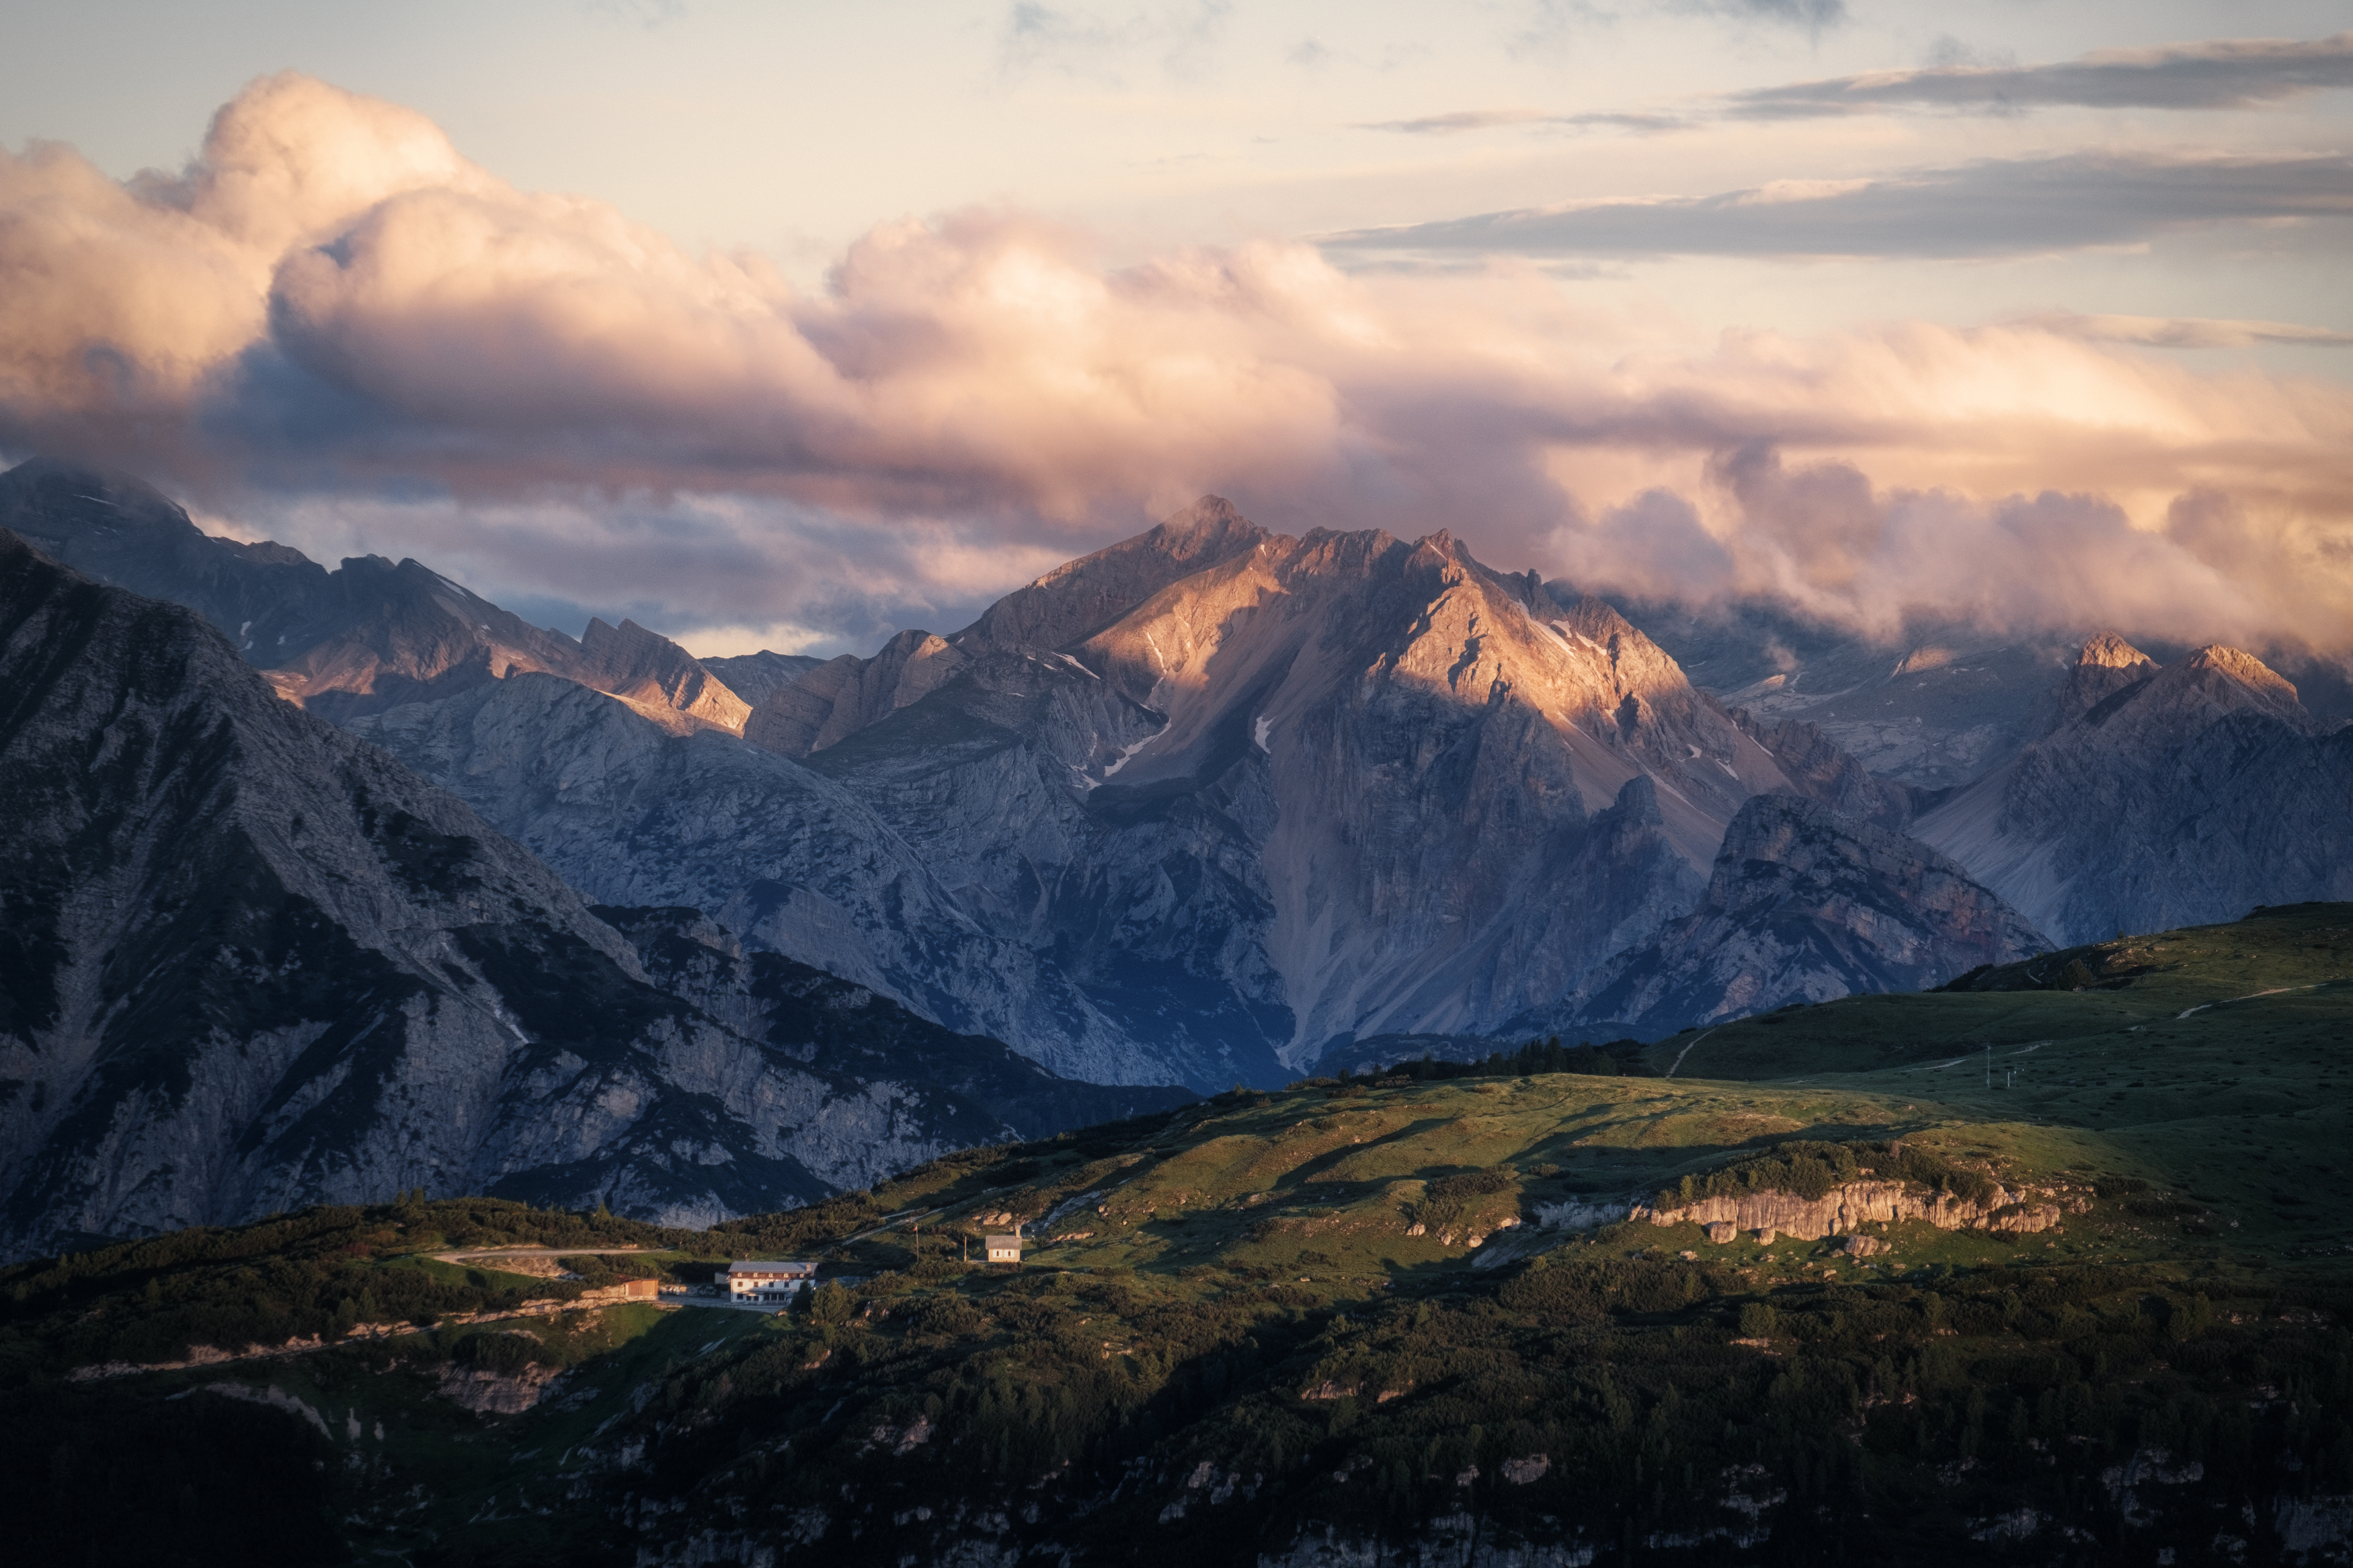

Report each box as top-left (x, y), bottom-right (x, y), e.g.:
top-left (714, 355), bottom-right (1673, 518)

top-left (1637, 1178), bottom-right (2064, 1245)
top-left (1913, 634), bottom-right (2353, 945)
top-left (0, 458), bottom-right (751, 732)
top-left (0, 530), bottom-right (1183, 1259)
top-left (1614, 595), bottom-right (2085, 789)
top-left (14, 454), bottom-right (2350, 1092)
top-left (592, 904), bottom-right (1192, 1139)
top-left (1523, 794), bottom-right (2046, 1038)
top-left (715, 509), bottom-right (1920, 1073)
top-left (1624, 593), bottom-right (2353, 792)
top-left (342, 668), bottom-right (1179, 1085)
top-left (339, 495), bottom-right (1894, 1083)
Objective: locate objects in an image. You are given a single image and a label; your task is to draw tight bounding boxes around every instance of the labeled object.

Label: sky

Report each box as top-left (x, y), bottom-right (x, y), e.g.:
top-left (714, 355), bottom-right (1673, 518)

top-left (1, 1), bottom-right (2350, 659)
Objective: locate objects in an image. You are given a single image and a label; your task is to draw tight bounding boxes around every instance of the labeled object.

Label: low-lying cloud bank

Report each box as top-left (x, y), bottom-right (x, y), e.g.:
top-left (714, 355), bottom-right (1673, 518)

top-left (3, 73), bottom-right (2350, 657)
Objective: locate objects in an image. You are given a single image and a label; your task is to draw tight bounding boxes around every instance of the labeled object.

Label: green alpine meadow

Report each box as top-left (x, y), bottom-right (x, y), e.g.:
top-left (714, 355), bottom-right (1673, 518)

top-left (7, 905), bottom-right (2347, 1565)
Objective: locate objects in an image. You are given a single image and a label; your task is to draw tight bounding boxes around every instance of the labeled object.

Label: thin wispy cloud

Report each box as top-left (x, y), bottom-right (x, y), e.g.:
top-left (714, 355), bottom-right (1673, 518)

top-left (998, 0), bottom-right (1233, 82)
top-left (2017, 313), bottom-right (2353, 350)
top-left (1732, 32), bottom-right (2353, 117)
top-left (1359, 33), bottom-right (2352, 147)
top-left (1322, 151), bottom-right (2353, 260)
top-left (1357, 108), bottom-right (1684, 135)
top-left (1672, 0), bottom-right (1846, 35)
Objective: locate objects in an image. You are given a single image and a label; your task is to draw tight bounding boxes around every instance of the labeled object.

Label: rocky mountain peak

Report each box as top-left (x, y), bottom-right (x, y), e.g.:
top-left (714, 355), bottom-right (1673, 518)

top-left (2076, 630), bottom-right (2152, 670)
top-left (745, 628), bottom-right (969, 758)
top-left (1155, 493), bottom-right (1259, 544)
top-left (2057, 630), bottom-right (2160, 723)
top-left (696, 649), bottom-right (826, 707)
top-left (2094, 643), bottom-right (2313, 740)
top-left (576, 616), bottom-right (750, 735)
top-left (1915, 633), bottom-right (2343, 946)
top-left (957, 495), bottom-right (1271, 654)
top-left (0, 457), bottom-right (748, 735)
top-left (0, 454), bottom-right (190, 543)
top-left (2183, 645), bottom-right (2302, 710)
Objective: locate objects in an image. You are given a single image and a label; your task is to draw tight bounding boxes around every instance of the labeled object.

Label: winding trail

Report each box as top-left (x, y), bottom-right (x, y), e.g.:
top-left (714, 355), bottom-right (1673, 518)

top-left (2176, 983), bottom-right (2327, 1020)
top-left (1664, 1028), bottom-right (1718, 1079)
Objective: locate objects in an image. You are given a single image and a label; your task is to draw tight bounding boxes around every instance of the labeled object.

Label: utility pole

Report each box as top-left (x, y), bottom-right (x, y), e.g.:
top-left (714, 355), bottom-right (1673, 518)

top-left (1985, 1044), bottom-right (1993, 1089)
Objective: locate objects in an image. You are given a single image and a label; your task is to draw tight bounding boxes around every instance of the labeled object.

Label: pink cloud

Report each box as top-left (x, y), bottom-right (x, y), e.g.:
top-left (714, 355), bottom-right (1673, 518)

top-left (3, 73), bottom-right (2350, 655)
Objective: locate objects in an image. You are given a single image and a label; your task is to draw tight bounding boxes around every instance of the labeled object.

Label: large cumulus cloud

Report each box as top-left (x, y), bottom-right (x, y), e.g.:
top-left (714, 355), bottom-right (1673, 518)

top-left (3, 73), bottom-right (2352, 657)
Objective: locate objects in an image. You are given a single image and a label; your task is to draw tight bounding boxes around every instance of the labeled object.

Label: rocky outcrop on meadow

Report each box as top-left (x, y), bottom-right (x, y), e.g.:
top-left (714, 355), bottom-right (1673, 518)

top-left (1638, 1179), bottom-right (2063, 1243)
top-left (438, 1360), bottom-right (569, 1415)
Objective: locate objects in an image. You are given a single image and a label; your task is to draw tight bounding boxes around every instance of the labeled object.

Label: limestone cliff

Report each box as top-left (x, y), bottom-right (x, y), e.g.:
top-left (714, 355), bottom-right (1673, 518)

top-left (1638, 1179), bottom-right (2063, 1244)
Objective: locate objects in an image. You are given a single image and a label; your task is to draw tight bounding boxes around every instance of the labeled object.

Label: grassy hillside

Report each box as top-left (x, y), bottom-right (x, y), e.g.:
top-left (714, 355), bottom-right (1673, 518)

top-left (3, 905), bottom-right (2349, 1566)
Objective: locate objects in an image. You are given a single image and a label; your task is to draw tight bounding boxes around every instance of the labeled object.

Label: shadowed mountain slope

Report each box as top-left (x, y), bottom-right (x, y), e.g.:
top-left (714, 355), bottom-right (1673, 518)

top-left (0, 530), bottom-right (1162, 1258)
top-left (346, 669), bottom-right (1187, 1087)
top-left (594, 905), bottom-right (1195, 1138)
top-left (1914, 633), bottom-right (2353, 945)
top-left (1525, 794), bottom-right (2046, 1038)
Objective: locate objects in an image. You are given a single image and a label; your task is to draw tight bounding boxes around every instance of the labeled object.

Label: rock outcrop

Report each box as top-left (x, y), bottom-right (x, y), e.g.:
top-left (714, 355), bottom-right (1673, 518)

top-left (1536, 794), bottom-right (2046, 1035)
top-left (1638, 1179), bottom-right (2063, 1243)
top-left (1915, 633), bottom-right (2353, 944)
top-left (699, 650), bottom-right (824, 707)
top-left (438, 1361), bottom-right (568, 1415)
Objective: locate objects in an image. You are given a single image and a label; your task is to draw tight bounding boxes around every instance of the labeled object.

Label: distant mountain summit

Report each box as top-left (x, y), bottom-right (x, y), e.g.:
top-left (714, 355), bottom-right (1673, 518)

top-left (713, 503), bottom-right (1932, 1070)
top-left (0, 458), bottom-right (750, 733)
top-left (1916, 633), bottom-right (2353, 944)
top-left (1536, 794), bottom-right (2046, 1038)
top-left (959, 494), bottom-right (1271, 653)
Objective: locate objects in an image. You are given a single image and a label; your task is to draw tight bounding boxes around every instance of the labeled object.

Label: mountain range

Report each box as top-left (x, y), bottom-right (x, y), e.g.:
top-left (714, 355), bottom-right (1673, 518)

top-left (4, 452), bottom-right (2346, 1253)
top-left (0, 518), bottom-right (1185, 1257)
